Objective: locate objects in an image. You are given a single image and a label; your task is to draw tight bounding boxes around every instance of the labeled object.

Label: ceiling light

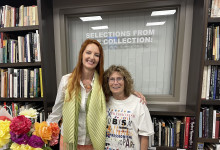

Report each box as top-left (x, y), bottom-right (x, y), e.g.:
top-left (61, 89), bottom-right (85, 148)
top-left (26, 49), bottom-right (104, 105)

top-left (151, 10), bottom-right (176, 16)
top-left (146, 21), bottom-right (166, 26)
top-left (79, 16), bottom-right (102, 21)
top-left (91, 26), bottom-right (108, 30)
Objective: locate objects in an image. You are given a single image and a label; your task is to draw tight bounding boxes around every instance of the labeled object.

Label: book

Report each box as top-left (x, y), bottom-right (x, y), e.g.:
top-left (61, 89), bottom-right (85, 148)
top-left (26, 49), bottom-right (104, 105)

top-left (153, 117), bottom-right (159, 146)
top-left (158, 120), bottom-right (161, 146)
top-left (39, 68), bottom-right (43, 97)
top-left (216, 112), bottom-right (220, 138)
top-left (176, 119), bottom-right (181, 148)
top-left (184, 117), bottom-right (190, 149)
top-left (29, 69), bottom-right (34, 98)
top-left (206, 66), bottom-right (212, 100)
top-left (201, 66), bottom-right (208, 99)
top-left (19, 5), bottom-right (24, 26)
top-left (160, 119), bottom-right (166, 146)
top-left (197, 142), bottom-right (204, 150)
top-left (205, 107), bottom-right (210, 138)
top-left (211, 0), bottom-right (220, 17)
top-left (199, 111), bottom-right (203, 138)
top-left (208, 106), bottom-right (214, 138)
top-left (188, 117), bottom-right (195, 150)
top-left (36, 30), bottom-right (41, 62)
top-left (165, 126), bottom-right (168, 147)
top-left (212, 110), bottom-right (216, 139)
top-left (23, 69), bottom-right (28, 98)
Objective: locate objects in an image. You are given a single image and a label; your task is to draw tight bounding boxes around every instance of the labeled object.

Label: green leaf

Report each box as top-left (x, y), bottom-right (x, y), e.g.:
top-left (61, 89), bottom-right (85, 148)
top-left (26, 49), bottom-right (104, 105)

top-left (43, 146), bottom-right (53, 150)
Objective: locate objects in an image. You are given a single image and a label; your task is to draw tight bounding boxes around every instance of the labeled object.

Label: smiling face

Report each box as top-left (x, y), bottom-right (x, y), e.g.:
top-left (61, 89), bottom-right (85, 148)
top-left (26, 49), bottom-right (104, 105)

top-left (82, 43), bottom-right (100, 71)
top-left (108, 71), bottom-right (125, 99)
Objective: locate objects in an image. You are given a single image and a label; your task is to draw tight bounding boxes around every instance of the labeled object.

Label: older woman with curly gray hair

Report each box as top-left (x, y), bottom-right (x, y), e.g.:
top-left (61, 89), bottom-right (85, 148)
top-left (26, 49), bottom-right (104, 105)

top-left (103, 65), bottom-right (154, 150)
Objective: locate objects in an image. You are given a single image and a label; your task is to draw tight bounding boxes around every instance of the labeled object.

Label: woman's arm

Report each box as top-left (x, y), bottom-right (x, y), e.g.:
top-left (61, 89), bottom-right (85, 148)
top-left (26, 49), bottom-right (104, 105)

top-left (140, 136), bottom-right (149, 150)
top-left (133, 91), bottom-right (147, 104)
top-left (47, 74), bottom-right (69, 123)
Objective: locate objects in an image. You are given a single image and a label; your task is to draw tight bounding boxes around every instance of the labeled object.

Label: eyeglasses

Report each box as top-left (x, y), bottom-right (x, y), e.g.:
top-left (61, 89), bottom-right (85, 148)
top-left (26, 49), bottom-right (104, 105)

top-left (108, 77), bottom-right (124, 83)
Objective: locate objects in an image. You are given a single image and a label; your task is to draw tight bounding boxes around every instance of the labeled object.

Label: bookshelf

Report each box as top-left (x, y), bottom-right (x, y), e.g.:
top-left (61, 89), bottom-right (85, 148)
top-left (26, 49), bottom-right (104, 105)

top-left (0, 0), bottom-right (57, 119)
top-left (148, 104), bottom-right (195, 116)
top-left (197, 138), bottom-right (220, 144)
top-left (190, 0), bottom-right (220, 149)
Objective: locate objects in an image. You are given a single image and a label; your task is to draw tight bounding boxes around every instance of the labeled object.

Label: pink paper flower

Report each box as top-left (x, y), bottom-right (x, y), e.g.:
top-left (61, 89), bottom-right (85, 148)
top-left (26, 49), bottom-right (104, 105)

top-left (49, 134), bottom-right (59, 146)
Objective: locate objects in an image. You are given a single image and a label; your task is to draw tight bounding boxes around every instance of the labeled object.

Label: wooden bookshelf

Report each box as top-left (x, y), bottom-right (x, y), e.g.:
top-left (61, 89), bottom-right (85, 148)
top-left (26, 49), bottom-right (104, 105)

top-left (208, 17), bottom-right (220, 24)
top-left (156, 146), bottom-right (178, 150)
top-left (192, 0), bottom-right (220, 148)
top-left (197, 138), bottom-right (220, 144)
top-left (205, 60), bottom-right (220, 65)
top-left (0, 97), bottom-right (44, 102)
top-left (0, 62), bottom-right (41, 68)
top-left (0, 0), bottom-right (57, 119)
top-left (201, 100), bottom-right (220, 105)
top-left (0, 26), bottom-right (39, 32)
top-left (148, 104), bottom-right (195, 116)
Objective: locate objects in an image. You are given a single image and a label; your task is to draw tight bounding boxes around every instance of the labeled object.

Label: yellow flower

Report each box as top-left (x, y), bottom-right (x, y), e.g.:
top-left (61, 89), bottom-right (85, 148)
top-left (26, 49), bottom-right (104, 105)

top-left (0, 120), bottom-right (11, 148)
top-left (19, 108), bottom-right (38, 119)
top-left (10, 143), bottom-right (21, 150)
top-left (10, 143), bottom-right (43, 150)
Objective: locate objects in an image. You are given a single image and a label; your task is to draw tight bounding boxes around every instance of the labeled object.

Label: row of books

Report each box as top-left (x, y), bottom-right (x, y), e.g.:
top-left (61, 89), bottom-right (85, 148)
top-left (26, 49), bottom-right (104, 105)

top-left (0, 31), bottom-right (41, 63)
top-left (0, 102), bottom-right (45, 122)
top-left (148, 116), bottom-right (195, 150)
top-left (0, 68), bottom-right (43, 98)
top-left (197, 143), bottom-right (220, 150)
top-left (0, 5), bottom-right (39, 28)
top-left (199, 106), bottom-right (220, 139)
top-left (201, 65), bottom-right (220, 100)
top-left (205, 25), bottom-right (220, 61)
top-left (210, 0), bottom-right (220, 18)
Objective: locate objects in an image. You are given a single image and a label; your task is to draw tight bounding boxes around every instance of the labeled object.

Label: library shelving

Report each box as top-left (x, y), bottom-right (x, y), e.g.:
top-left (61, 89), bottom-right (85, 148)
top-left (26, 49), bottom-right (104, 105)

top-left (190, 0), bottom-right (220, 149)
top-left (0, 0), bottom-right (57, 119)
top-left (148, 104), bottom-right (195, 117)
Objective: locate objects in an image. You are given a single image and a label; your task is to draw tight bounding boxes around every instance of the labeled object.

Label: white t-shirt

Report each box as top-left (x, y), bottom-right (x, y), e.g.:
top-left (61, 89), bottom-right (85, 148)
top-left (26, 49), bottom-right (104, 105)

top-left (105, 94), bottom-right (154, 150)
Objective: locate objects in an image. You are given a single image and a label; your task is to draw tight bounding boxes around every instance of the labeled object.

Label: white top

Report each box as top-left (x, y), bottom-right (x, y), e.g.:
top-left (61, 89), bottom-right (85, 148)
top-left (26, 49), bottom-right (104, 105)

top-left (47, 74), bottom-right (94, 145)
top-left (105, 94), bottom-right (154, 150)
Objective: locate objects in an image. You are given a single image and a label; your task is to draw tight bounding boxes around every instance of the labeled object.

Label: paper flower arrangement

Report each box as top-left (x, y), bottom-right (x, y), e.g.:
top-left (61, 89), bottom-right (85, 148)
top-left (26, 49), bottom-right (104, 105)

top-left (0, 108), bottom-right (60, 150)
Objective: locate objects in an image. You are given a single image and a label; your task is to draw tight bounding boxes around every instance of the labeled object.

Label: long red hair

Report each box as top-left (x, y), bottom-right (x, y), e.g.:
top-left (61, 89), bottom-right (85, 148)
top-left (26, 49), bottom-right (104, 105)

top-left (66, 39), bottom-right (104, 101)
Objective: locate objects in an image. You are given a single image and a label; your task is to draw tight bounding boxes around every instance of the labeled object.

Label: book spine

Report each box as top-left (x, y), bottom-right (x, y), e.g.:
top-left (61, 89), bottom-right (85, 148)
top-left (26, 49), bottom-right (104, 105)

top-left (188, 117), bottom-right (195, 150)
top-left (39, 68), bottom-right (43, 97)
top-left (208, 106), bottom-right (213, 138)
top-left (199, 111), bottom-right (203, 138)
top-left (176, 120), bottom-right (181, 148)
top-left (161, 121), bottom-right (165, 146)
top-left (215, 113), bottom-right (220, 138)
top-left (209, 66), bottom-right (214, 99)
top-left (205, 108), bottom-right (210, 138)
top-left (184, 117), bottom-right (190, 149)
top-left (216, 66), bottom-right (220, 99)
top-left (213, 66), bottom-right (217, 99)
top-left (206, 65), bottom-right (211, 99)
top-left (13, 69), bottom-right (18, 98)
top-left (212, 110), bottom-right (216, 138)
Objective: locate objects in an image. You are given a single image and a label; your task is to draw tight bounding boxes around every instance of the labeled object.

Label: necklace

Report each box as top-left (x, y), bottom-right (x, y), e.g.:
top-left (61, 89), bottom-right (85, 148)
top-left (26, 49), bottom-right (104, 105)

top-left (83, 83), bottom-right (92, 90)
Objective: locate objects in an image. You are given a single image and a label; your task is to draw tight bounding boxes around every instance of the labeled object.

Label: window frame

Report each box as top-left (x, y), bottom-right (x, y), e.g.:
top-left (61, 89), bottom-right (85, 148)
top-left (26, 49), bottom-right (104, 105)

top-left (59, 0), bottom-right (187, 102)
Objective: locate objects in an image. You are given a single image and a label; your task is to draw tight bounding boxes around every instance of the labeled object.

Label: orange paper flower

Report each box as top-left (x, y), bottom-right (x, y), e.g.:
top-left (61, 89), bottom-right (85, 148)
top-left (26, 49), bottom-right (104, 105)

top-left (50, 123), bottom-right (60, 137)
top-left (33, 121), bottom-right (52, 144)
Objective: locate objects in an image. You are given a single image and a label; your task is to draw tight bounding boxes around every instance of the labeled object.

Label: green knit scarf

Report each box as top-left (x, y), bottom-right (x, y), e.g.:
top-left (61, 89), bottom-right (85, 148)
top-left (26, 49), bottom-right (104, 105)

top-left (62, 71), bottom-right (106, 150)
